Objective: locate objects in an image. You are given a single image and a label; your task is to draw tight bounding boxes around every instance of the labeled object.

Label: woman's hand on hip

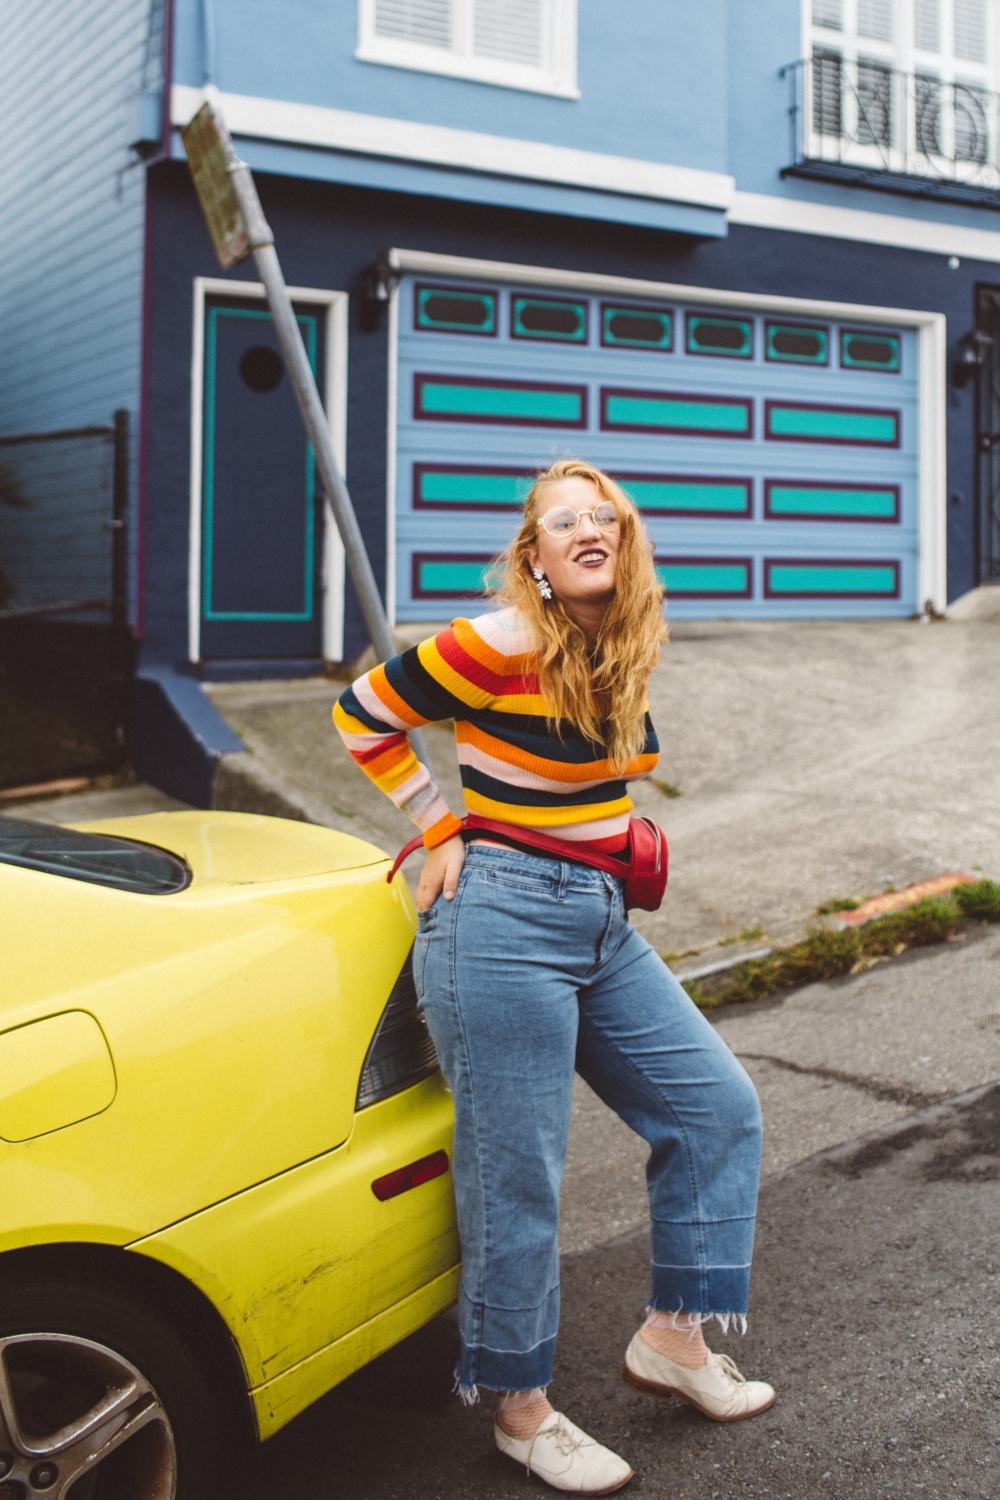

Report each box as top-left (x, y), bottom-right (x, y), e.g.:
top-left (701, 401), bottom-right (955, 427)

top-left (416, 835), bottom-right (466, 911)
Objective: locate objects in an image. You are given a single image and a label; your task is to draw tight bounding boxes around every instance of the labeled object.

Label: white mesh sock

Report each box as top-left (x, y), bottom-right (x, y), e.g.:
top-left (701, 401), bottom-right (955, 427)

top-left (495, 1387), bottom-right (553, 1438)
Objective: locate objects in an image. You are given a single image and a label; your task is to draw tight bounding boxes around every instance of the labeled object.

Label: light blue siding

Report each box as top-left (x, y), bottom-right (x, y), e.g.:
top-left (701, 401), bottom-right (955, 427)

top-left (0, 0), bottom-right (159, 618)
top-left (172, 0), bottom-right (728, 173)
top-left (168, 0), bottom-right (995, 242)
top-left (0, 0), bottom-right (154, 434)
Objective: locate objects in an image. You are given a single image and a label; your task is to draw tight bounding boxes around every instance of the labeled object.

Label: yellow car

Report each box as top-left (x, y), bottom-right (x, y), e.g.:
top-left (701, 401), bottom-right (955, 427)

top-left (0, 810), bottom-right (459, 1500)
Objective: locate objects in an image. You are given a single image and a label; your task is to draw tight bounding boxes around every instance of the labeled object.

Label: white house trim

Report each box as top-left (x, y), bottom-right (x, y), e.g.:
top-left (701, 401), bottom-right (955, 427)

top-left (387, 248), bottom-right (948, 613)
top-left (188, 278), bottom-right (348, 664)
top-left (170, 84), bottom-right (734, 212)
top-left (385, 280), bottom-right (400, 626)
top-left (731, 189), bottom-right (1000, 263)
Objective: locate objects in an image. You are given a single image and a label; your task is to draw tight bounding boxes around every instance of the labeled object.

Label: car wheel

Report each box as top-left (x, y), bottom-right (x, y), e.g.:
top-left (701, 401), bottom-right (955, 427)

top-left (0, 1278), bottom-right (227, 1500)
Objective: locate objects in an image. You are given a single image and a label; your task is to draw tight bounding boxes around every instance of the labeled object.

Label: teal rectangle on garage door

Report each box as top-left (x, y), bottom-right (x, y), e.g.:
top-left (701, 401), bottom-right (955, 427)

top-left (765, 561), bottom-right (900, 597)
top-left (602, 389), bottom-right (752, 436)
top-left (413, 555), bottom-right (492, 598)
top-left (765, 483), bottom-right (899, 522)
top-left (765, 402), bottom-right (899, 446)
top-left (415, 375), bottom-right (586, 426)
top-left (620, 476), bottom-right (751, 516)
top-left (414, 466), bottom-right (533, 510)
top-left (655, 559), bottom-right (753, 597)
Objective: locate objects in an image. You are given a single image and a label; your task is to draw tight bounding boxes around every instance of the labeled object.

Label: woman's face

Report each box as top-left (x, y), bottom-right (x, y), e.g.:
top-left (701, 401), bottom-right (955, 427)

top-left (527, 477), bottom-right (622, 613)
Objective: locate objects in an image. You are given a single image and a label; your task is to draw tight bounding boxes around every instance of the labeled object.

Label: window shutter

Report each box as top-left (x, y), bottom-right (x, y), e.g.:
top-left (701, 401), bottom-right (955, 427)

top-left (914, 0), bottom-right (940, 52)
top-left (812, 47), bottom-right (843, 134)
top-left (472, 0), bottom-right (543, 66)
top-left (812, 0), bottom-right (843, 29)
top-left (375, 0), bottom-right (453, 49)
top-left (857, 0), bottom-right (893, 42)
top-left (954, 0), bottom-right (987, 61)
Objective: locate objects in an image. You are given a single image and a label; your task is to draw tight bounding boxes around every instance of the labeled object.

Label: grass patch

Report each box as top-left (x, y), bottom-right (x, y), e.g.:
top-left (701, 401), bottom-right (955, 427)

top-left (680, 881), bottom-right (1000, 1010)
top-left (815, 896), bottom-right (860, 915)
top-left (718, 925), bottom-right (766, 947)
top-left (651, 779), bottom-right (683, 799)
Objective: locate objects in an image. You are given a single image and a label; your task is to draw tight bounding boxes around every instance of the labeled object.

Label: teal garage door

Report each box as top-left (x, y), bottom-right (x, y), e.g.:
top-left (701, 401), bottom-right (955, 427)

top-left (393, 278), bottom-right (918, 621)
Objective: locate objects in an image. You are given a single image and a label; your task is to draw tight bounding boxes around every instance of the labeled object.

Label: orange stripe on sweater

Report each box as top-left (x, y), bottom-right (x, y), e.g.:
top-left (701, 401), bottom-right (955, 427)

top-left (367, 663), bottom-right (431, 729)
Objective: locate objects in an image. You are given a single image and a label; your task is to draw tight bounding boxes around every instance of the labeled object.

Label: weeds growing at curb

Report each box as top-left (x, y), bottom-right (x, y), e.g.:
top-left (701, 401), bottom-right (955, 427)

top-left (681, 879), bottom-right (1000, 1010)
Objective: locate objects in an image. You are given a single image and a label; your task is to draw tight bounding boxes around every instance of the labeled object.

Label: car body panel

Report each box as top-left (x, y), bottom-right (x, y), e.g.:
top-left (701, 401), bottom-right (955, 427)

top-left (0, 1010), bottom-right (117, 1141)
top-left (0, 813), bottom-right (418, 1245)
top-left (1, 810), bottom-right (459, 1442)
top-left (132, 1072), bottom-right (459, 1418)
top-left (252, 1262), bottom-right (462, 1438)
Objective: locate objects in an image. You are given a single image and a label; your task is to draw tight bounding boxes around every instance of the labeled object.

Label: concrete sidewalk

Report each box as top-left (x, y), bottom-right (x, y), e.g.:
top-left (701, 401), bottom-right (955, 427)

top-left (205, 616), bottom-right (1000, 968)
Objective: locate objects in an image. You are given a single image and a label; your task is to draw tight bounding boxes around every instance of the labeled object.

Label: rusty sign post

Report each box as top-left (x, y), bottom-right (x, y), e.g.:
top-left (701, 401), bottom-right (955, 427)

top-left (181, 98), bottom-right (431, 769)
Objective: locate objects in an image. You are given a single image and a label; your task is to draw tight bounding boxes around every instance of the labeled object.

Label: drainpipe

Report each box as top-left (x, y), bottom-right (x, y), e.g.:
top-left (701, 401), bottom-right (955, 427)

top-left (201, 0), bottom-right (217, 86)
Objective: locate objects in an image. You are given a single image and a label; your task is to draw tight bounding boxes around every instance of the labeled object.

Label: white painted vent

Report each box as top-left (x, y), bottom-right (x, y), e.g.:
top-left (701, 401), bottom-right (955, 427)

top-left (474, 0), bottom-right (542, 65)
top-left (857, 0), bottom-right (893, 41)
top-left (914, 0), bottom-right (941, 51)
top-left (375, 0), bottom-right (452, 48)
top-left (813, 0), bottom-right (843, 28)
top-left (954, 0), bottom-right (987, 61)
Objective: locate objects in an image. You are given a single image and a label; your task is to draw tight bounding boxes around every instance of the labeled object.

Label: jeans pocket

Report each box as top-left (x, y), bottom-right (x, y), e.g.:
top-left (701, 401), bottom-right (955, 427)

top-left (482, 868), bottom-right (556, 897)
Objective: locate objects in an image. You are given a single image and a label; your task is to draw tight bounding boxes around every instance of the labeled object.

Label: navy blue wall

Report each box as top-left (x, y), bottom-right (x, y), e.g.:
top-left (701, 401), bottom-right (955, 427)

top-left (142, 160), bottom-right (984, 666)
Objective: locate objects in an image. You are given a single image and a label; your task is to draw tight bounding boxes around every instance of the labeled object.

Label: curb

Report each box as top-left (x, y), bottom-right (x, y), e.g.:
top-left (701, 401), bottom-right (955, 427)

top-left (212, 750), bottom-right (350, 832)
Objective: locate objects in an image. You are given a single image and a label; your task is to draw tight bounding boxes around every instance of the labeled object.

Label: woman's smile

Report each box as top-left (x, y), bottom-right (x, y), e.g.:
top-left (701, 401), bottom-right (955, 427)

top-left (573, 546), bottom-right (609, 568)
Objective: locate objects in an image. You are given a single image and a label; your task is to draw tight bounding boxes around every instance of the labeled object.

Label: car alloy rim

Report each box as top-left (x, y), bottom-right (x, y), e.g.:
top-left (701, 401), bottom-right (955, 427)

top-left (0, 1333), bottom-right (176, 1499)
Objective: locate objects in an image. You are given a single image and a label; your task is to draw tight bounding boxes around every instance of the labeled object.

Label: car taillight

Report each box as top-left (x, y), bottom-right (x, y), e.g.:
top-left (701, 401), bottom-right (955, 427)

top-left (356, 949), bottom-right (439, 1109)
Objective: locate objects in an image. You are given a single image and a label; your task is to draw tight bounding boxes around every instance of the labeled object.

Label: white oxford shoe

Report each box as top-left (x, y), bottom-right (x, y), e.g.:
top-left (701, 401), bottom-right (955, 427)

top-left (494, 1410), bottom-right (633, 1494)
top-left (622, 1331), bottom-right (776, 1421)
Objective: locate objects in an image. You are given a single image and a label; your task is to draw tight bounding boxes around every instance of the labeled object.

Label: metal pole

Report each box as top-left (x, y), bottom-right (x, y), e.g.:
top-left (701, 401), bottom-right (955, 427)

top-left (225, 154), bottom-right (432, 769)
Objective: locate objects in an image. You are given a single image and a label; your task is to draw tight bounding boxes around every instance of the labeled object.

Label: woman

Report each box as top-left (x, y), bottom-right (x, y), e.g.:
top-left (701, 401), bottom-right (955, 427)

top-left (334, 460), bottom-right (772, 1494)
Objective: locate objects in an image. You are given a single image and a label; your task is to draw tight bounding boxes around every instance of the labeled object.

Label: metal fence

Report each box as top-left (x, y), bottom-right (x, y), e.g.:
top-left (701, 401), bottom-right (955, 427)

top-left (781, 53), bottom-right (1000, 209)
top-left (0, 413), bottom-right (131, 789)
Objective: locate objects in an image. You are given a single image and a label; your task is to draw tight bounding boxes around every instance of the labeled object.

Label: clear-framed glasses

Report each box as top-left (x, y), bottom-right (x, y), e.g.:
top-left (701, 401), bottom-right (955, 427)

top-left (539, 501), bottom-right (621, 538)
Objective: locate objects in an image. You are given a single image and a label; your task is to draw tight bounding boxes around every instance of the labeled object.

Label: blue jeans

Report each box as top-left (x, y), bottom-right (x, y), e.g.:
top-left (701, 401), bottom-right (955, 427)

top-left (414, 843), bottom-right (762, 1395)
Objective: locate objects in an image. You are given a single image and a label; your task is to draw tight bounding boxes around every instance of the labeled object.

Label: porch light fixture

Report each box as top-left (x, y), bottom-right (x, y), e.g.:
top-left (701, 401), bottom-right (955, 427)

top-left (360, 253), bottom-right (400, 332)
top-left (953, 328), bottom-right (993, 388)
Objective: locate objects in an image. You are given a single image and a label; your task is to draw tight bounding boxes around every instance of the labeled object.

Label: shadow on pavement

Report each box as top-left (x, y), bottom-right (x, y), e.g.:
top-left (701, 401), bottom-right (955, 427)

top-left (243, 1084), bottom-right (1000, 1499)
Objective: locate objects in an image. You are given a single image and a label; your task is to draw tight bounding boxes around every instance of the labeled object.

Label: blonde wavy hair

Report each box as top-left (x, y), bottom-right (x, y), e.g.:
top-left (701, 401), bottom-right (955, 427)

top-left (490, 459), bottom-right (667, 767)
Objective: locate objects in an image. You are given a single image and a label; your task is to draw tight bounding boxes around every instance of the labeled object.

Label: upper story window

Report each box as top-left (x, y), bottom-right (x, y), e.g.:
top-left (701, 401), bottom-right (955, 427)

top-left (356, 0), bottom-right (579, 98)
top-left (793, 0), bottom-right (1000, 197)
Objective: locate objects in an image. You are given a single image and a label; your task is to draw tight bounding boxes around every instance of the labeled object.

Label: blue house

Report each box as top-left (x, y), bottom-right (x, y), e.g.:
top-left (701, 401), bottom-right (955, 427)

top-left (2, 0), bottom-right (999, 793)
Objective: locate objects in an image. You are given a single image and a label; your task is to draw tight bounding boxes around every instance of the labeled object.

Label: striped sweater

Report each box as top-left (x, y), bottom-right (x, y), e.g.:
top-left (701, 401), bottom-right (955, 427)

top-left (333, 608), bottom-right (659, 853)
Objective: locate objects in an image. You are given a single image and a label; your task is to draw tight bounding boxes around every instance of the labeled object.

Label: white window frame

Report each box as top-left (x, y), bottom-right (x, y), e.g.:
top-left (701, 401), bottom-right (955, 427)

top-left (802, 0), bottom-right (999, 179)
top-left (188, 279), bottom-right (348, 664)
top-left (356, 0), bottom-right (579, 98)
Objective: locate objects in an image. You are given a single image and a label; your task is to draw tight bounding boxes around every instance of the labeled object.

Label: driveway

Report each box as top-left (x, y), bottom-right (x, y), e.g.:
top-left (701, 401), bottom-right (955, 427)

top-left (205, 616), bottom-right (1000, 961)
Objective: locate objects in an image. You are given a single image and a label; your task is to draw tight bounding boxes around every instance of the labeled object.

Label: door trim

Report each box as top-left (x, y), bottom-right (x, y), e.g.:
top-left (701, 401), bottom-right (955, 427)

top-left (188, 278), bottom-right (348, 663)
top-left (386, 249), bottom-right (947, 614)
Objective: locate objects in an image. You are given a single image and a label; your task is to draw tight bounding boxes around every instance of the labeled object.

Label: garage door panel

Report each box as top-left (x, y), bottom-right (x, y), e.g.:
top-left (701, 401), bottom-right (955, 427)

top-left (394, 277), bottom-right (919, 621)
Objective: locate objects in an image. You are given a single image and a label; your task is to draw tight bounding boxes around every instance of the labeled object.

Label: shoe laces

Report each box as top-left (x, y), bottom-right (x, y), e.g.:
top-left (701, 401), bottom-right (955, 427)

top-left (713, 1353), bottom-right (747, 1386)
top-left (527, 1414), bottom-right (588, 1476)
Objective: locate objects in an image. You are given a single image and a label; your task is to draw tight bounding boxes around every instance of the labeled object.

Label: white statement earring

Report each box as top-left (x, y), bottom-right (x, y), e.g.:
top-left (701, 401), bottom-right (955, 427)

top-left (532, 567), bottom-right (553, 601)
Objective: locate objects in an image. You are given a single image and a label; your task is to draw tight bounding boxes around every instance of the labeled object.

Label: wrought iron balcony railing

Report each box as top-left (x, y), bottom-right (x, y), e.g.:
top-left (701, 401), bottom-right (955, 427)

top-left (781, 54), bottom-right (1000, 209)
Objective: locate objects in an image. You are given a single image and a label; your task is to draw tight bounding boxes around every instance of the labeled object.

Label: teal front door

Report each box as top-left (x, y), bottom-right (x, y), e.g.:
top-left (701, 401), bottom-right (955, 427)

top-left (200, 296), bottom-right (325, 662)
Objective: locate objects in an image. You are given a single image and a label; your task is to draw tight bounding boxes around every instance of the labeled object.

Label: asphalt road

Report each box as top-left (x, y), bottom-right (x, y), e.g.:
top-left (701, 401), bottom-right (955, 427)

top-left (242, 1081), bottom-right (1000, 1500)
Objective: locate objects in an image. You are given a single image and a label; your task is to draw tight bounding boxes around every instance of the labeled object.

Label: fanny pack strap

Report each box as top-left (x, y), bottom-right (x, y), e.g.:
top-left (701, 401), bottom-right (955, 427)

top-left (385, 815), bottom-right (630, 884)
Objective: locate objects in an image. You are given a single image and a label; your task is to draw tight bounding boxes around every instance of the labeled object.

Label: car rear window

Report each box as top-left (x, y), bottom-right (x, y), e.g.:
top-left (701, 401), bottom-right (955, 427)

top-left (0, 817), bottom-right (192, 894)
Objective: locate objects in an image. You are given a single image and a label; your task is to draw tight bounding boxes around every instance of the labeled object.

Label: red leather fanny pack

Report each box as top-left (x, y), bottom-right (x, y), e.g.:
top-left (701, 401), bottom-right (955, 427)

top-left (387, 813), bottom-right (668, 913)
